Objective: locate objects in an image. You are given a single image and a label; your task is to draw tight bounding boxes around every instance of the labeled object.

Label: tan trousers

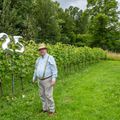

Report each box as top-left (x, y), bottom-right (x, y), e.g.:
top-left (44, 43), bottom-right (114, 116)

top-left (38, 77), bottom-right (55, 112)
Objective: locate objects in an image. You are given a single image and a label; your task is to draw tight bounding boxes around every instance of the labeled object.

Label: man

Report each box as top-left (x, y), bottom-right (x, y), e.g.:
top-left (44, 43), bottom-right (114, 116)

top-left (32, 43), bottom-right (58, 115)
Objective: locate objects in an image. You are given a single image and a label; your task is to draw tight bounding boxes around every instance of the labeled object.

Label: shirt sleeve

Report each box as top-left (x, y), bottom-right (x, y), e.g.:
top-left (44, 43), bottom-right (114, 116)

top-left (49, 56), bottom-right (58, 81)
top-left (33, 58), bottom-right (39, 81)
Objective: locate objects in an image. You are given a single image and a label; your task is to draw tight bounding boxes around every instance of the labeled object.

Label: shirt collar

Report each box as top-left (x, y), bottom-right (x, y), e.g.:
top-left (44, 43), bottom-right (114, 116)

top-left (42, 53), bottom-right (49, 59)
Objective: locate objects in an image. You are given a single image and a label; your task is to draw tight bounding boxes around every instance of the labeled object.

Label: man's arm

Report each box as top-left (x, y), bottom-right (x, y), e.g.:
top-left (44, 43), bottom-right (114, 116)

top-left (49, 56), bottom-right (58, 85)
top-left (32, 69), bottom-right (37, 83)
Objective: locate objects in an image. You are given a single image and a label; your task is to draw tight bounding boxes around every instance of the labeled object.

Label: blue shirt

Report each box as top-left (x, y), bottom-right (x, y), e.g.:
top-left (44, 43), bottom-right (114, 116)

top-left (33, 53), bottom-right (58, 81)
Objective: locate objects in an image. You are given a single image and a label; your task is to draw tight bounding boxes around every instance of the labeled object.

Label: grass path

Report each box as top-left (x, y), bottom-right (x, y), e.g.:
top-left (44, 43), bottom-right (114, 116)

top-left (0, 61), bottom-right (120, 120)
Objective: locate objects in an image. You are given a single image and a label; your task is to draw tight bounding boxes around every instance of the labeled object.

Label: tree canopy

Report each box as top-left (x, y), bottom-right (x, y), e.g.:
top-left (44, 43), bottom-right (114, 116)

top-left (0, 0), bottom-right (120, 52)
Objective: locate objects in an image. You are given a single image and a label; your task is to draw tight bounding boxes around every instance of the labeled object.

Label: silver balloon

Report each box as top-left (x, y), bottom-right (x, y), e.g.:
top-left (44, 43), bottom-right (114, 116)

top-left (13, 36), bottom-right (25, 53)
top-left (0, 33), bottom-right (25, 53)
top-left (0, 33), bottom-right (13, 52)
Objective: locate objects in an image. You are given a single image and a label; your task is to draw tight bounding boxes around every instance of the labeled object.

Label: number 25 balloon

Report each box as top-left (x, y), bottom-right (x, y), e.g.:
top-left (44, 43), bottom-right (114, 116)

top-left (0, 33), bottom-right (25, 53)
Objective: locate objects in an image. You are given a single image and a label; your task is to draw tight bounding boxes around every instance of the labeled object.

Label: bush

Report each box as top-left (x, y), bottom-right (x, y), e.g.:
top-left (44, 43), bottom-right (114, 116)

top-left (0, 41), bottom-right (106, 95)
top-left (75, 34), bottom-right (93, 47)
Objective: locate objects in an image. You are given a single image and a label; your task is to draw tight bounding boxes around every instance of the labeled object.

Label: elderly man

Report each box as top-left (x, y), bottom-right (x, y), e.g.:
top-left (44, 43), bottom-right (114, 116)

top-left (32, 43), bottom-right (58, 115)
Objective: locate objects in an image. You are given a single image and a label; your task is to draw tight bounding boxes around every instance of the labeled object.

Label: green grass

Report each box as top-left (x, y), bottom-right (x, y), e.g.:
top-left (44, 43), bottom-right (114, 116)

top-left (0, 61), bottom-right (120, 120)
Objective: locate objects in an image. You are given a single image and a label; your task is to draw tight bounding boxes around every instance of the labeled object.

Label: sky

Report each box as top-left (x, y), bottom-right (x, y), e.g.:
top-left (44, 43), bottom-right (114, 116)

top-left (53, 0), bottom-right (120, 10)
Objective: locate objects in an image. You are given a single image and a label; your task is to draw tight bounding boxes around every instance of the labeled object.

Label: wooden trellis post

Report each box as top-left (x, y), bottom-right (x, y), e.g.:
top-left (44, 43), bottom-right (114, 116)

top-left (0, 79), bottom-right (3, 96)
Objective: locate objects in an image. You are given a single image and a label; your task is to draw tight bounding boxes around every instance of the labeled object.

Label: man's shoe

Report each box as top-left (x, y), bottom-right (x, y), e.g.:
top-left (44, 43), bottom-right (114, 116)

top-left (40, 110), bottom-right (48, 113)
top-left (48, 112), bottom-right (56, 116)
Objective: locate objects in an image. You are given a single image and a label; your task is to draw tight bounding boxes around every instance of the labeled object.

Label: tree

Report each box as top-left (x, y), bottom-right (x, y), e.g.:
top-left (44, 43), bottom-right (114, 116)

top-left (75, 10), bottom-right (89, 34)
top-left (64, 6), bottom-right (89, 34)
top-left (87, 0), bottom-right (120, 50)
top-left (32, 0), bottom-right (61, 43)
top-left (90, 13), bottom-right (109, 49)
top-left (0, 0), bottom-right (33, 39)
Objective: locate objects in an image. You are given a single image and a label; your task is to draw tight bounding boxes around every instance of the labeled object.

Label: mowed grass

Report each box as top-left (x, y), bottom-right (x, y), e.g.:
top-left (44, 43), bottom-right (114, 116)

top-left (0, 61), bottom-right (120, 120)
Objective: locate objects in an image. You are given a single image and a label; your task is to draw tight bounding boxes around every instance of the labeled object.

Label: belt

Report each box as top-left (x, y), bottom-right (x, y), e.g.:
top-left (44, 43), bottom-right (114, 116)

top-left (39, 75), bottom-right (52, 81)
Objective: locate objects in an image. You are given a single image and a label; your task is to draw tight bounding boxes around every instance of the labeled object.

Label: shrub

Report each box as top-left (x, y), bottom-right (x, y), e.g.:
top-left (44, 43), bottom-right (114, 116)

top-left (75, 34), bottom-right (93, 47)
top-left (0, 41), bottom-right (106, 95)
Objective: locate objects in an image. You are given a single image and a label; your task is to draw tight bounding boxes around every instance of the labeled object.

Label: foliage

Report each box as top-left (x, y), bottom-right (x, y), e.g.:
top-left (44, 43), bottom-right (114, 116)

top-left (32, 0), bottom-right (61, 43)
top-left (111, 40), bottom-right (120, 52)
top-left (87, 0), bottom-right (120, 51)
top-left (0, 41), bottom-right (106, 95)
top-left (0, 0), bottom-right (119, 51)
top-left (75, 34), bottom-right (93, 47)
top-left (89, 13), bottom-right (109, 49)
top-left (0, 0), bottom-right (33, 37)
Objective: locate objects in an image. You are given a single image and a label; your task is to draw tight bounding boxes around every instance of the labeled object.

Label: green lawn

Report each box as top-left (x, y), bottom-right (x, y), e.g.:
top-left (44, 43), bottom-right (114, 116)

top-left (0, 61), bottom-right (120, 120)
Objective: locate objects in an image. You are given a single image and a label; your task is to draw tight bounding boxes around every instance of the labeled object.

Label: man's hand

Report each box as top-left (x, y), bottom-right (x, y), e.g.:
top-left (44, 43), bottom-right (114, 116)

top-left (32, 79), bottom-right (35, 84)
top-left (51, 80), bottom-right (56, 86)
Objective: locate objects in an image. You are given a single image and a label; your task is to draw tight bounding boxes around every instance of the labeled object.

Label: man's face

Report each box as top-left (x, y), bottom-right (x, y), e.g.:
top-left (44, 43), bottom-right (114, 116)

top-left (39, 48), bottom-right (47, 56)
